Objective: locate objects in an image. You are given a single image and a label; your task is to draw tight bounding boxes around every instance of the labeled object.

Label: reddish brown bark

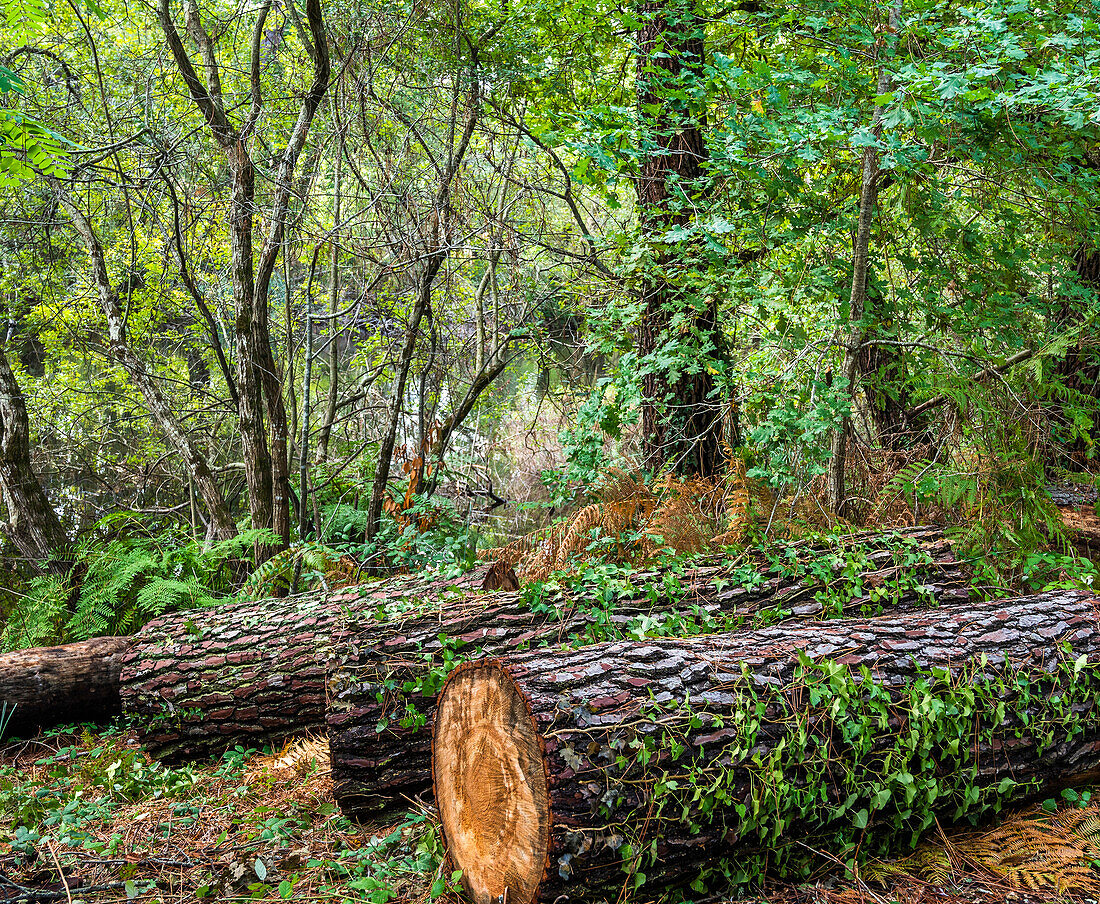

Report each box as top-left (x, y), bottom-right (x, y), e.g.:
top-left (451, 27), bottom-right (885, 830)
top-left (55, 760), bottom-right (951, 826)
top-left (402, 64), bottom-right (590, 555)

top-left (434, 590), bottom-right (1100, 904)
top-left (117, 565), bottom-right (511, 761)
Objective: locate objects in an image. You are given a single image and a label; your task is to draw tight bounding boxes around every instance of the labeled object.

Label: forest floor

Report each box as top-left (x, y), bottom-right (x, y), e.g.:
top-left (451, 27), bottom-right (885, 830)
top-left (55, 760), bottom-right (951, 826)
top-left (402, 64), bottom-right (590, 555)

top-left (2, 726), bottom-right (1098, 904)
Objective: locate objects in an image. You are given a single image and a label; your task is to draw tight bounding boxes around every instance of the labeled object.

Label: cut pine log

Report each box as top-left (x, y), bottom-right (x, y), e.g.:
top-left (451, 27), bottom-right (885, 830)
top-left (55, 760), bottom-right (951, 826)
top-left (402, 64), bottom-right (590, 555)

top-left (432, 590), bottom-right (1100, 904)
top-left (117, 564), bottom-right (515, 760)
top-left (328, 526), bottom-right (970, 818)
top-left (0, 636), bottom-right (131, 737)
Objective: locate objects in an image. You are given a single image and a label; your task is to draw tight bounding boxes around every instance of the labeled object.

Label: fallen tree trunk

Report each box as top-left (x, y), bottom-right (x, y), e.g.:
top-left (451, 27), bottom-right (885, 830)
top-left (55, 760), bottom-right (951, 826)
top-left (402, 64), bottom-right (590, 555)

top-left (432, 590), bottom-right (1100, 904)
top-left (0, 636), bottom-right (131, 738)
top-left (328, 526), bottom-right (970, 818)
top-left (1051, 484), bottom-right (1100, 553)
top-left (117, 564), bottom-right (515, 760)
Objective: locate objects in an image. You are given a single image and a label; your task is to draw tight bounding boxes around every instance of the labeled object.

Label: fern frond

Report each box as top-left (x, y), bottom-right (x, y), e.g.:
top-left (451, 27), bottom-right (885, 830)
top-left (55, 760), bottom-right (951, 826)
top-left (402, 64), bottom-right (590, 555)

top-left (0, 576), bottom-right (67, 651)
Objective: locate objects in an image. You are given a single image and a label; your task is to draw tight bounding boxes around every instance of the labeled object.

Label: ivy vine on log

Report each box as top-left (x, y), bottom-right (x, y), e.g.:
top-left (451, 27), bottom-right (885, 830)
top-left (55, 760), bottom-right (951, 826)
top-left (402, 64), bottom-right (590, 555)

top-left (328, 526), bottom-right (968, 817)
top-left (432, 589), bottom-right (1100, 904)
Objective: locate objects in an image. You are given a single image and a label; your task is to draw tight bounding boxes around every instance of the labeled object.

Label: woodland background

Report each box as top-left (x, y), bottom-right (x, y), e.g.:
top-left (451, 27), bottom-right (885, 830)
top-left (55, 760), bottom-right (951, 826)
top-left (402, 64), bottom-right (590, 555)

top-left (2, 0), bottom-right (1099, 642)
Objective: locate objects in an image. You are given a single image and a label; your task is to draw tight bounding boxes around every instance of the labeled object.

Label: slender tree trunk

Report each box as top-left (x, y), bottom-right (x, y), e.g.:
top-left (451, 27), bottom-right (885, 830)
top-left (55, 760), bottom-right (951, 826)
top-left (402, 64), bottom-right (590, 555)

top-left (366, 82), bottom-right (480, 544)
top-left (226, 144), bottom-right (277, 541)
top-left (634, 0), bottom-right (724, 477)
top-left (0, 341), bottom-right (71, 569)
top-left (159, 0), bottom-right (329, 553)
top-left (56, 191), bottom-right (239, 541)
top-left (366, 264), bottom-right (439, 545)
top-left (299, 297), bottom-right (314, 540)
top-left (316, 115), bottom-right (343, 462)
top-left (827, 0), bottom-right (903, 516)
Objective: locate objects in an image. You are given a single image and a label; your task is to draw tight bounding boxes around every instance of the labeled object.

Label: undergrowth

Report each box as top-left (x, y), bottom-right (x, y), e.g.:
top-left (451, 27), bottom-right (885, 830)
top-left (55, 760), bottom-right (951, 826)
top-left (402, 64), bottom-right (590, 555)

top-left (0, 727), bottom-right (461, 903)
top-left (0, 529), bottom-right (283, 651)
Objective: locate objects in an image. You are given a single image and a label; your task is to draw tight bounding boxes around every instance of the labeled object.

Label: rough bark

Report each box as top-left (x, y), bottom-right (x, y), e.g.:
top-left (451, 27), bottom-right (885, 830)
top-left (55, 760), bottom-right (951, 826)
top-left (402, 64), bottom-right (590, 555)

top-left (859, 332), bottom-right (917, 449)
top-left (0, 636), bottom-right (130, 737)
top-left (328, 526), bottom-right (969, 818)
top-left (0, 341), bottom-right (72, 569)
top-left (634, 0), bottom-right (724, 476)
top-left (433, 590), bottom-right (1100, 904)
top-left (117, 564), bottom-right (514, 761)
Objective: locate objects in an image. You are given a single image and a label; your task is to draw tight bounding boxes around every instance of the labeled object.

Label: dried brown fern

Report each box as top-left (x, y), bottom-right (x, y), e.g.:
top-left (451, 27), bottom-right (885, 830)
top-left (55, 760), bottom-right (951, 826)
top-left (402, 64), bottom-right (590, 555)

top-left (866, 804), bottom-right (1100, 896)
top-left (482, 467), bottom-right (751, 581)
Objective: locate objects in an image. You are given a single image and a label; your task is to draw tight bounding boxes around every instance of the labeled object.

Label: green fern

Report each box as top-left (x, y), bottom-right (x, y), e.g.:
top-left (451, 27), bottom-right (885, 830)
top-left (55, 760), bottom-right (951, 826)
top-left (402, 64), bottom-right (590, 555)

top-left (240, 541), bottom-right (347, 599)
top-left (66, 542), bottom-right (159, 640)
top-left (134, 578), bottom-right (216, 620)
top-left (0, 526), bottom-right (260, 650)
top-left (0, 575), bottom-right (67, 652)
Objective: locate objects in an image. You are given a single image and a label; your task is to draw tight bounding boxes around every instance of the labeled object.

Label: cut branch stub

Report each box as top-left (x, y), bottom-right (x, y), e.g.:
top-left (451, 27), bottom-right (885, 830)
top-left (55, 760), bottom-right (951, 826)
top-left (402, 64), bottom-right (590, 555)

top-left (432, 590), bottom-right (1100, 904)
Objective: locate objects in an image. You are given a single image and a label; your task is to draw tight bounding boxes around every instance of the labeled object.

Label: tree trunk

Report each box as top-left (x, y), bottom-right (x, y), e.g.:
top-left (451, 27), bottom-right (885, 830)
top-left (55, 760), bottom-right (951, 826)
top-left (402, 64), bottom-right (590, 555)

top-left (634, 0), bottom-right (725, 477)
top-left (827, 0), bottom-right (903, 517)
top-left (315, 102), bottom-right (343, 463)
top-left (859, 332), bottom-right (917, 449)
top-left (328, 526), bottom-right (968, 818)
top-left (117, 564), bottom-right (513, 760)
top-left (0, 636), bottom-right (130, 737)
top-left (55, 190), bottom-right (240, 542)
top-left (365, 264), bottom-right (439, 546)
top-left (433, 590), bottom-right (1100, 904)
top-left (0, 341), bottom-right (72, 570)
top-left (159, 0), bottom-right (329, 555)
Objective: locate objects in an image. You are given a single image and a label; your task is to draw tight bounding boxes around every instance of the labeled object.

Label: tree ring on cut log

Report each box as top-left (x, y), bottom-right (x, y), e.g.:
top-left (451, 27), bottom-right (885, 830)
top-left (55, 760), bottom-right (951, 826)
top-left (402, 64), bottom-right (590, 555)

top-left (433, 660), bottom-right (549, 904)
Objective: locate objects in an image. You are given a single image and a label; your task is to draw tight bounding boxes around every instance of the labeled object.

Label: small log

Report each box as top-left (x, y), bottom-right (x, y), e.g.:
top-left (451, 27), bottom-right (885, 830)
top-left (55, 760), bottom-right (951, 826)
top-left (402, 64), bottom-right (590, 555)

top-left (329, 526), bottom-right (970, 818)
top-left (1049, 483), bottom-right (1098, 508)
top-left (433, 590), bottom-right (1100, 904)
top-left (1052, 484), bottom-right (1100, 552)
top-left (0, 636), bottom-right (131, 738)
top-left (118, 564), bottom-right (513, 761)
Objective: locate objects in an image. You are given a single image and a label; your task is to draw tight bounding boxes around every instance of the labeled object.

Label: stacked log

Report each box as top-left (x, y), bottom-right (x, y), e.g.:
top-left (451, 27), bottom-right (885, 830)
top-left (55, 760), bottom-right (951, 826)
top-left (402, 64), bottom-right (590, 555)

top-left (0, 636), bottom-right (130, 738)
top-left (116, 564), bottom-right (513, 760)
top-left (328, 526), bottom-right (970, 817)
top-left (432, 590), bottom-right (1100, 904)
